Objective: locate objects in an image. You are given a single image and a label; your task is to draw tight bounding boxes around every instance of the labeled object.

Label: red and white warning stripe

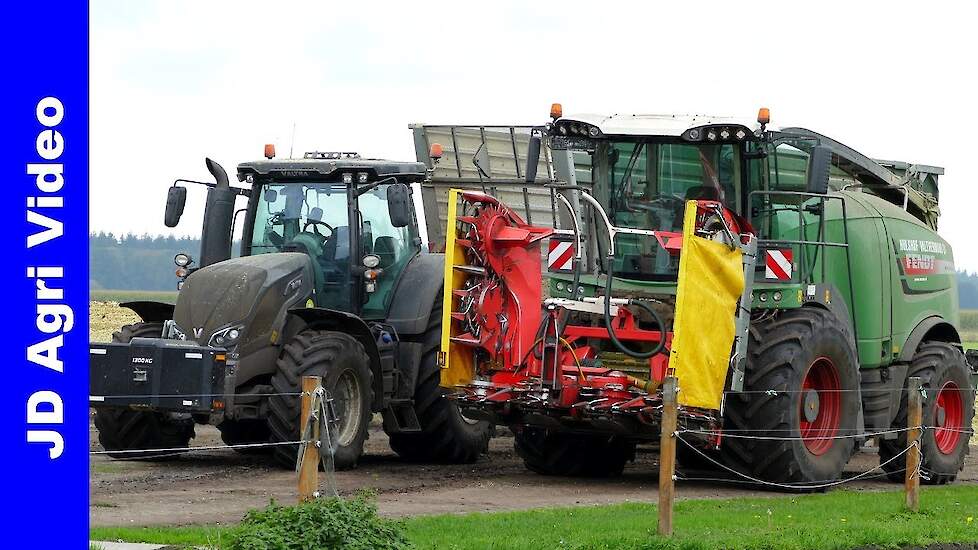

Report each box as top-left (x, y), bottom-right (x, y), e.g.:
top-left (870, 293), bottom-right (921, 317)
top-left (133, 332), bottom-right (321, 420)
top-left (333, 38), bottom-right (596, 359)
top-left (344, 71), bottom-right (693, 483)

top-left (765, 249), bottom-right (793, 280)
top-left (548, 239), bottom-right (574, 272)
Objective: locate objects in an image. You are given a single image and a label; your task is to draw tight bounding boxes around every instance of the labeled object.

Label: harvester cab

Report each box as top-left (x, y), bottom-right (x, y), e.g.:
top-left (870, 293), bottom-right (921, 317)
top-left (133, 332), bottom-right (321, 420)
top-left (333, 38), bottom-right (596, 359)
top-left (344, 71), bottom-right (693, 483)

top-left (415, 106), bottom-right (972, 485)
top-left (90, 146), bottom-right (492, 469)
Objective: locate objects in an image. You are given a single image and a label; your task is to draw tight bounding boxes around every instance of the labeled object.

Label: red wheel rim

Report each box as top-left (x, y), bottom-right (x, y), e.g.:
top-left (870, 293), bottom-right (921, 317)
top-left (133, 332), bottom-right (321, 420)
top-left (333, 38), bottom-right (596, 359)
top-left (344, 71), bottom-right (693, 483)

top-left (934, 381), bottom-right (964, 455)
top-left (799, 357), bottom-right (841, 455)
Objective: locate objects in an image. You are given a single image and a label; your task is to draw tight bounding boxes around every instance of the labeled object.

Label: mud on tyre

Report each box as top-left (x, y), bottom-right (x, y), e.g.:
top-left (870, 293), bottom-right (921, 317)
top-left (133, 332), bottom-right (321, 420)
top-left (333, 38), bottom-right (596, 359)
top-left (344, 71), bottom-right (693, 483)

top-left (267, 330), bottom-right (372, 470)
top-left (94, 322), bottom-right (195, 459)
top-left (720, 307), bottom-right (860, 486)
top-left (879, 341), bottom-right (974, 484)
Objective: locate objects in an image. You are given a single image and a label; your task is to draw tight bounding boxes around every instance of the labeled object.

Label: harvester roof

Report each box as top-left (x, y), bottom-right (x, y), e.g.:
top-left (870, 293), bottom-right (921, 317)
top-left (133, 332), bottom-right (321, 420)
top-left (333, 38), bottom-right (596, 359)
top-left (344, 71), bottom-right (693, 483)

top-left (558, 113), bottom-right (767, 137)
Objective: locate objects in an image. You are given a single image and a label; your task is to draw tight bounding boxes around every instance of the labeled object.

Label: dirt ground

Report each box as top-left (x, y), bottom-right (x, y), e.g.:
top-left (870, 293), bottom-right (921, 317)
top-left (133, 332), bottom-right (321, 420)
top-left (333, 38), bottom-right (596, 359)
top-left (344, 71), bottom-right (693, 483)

top-left (90, 413), bottom-right (978, 528)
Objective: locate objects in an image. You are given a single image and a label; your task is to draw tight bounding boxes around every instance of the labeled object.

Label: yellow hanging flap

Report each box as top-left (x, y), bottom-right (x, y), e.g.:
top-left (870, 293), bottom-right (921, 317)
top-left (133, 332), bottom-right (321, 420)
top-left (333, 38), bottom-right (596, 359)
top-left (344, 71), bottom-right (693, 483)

top-left (670, 201), bottom-right (744, 410)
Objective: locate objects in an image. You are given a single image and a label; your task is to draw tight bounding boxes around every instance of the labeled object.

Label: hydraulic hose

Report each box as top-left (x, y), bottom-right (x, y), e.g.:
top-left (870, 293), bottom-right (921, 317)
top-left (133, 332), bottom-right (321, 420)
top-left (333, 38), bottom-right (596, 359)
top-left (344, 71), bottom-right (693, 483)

top-left (603, 259), bottom-right (667, 359)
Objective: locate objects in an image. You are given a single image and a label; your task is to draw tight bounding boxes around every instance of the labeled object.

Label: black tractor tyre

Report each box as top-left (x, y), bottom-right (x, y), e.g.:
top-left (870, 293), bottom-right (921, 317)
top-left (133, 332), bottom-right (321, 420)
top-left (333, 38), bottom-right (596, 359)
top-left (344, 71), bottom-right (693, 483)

top-left (387, 299), bottom-right (493, 463)
top-left (676, 439), bottom-right (723, 473)
top-left (720, 308), bottom-right (860, 486)
top-left (217, 419), bottom-right (273, 455)
top-left (513, 427), bottom-right (635, 477)
top-left (879, 342), bottom-right (974, 484)
top-left (267, 330), bottom-right (372, 470)
top-left (94, 322), bottom-right (195, 459)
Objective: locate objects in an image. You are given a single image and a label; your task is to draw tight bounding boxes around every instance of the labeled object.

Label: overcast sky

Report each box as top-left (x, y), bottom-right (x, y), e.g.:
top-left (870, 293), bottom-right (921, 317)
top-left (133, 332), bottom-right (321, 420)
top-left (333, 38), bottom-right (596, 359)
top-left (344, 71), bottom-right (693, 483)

top-left (91, 1), bottom-right (977, 272)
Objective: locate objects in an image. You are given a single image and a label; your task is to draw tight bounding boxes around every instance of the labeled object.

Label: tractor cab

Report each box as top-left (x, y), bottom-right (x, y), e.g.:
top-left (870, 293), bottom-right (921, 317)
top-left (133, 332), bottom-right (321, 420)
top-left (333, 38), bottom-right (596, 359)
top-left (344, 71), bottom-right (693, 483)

top-left (236, 151), bottom-right (425, 319)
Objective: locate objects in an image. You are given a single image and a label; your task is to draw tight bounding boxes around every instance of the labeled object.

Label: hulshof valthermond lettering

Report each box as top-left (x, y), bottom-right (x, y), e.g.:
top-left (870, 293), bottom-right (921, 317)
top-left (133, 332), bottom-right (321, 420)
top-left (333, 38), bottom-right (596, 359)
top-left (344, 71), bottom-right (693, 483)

top-left (26, 97), bottom-right (69, 460)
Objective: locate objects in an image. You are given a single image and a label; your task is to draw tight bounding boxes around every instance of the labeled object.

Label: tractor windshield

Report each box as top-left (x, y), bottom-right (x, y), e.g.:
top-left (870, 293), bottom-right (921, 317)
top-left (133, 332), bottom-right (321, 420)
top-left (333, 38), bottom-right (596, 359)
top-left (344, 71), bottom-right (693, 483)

top-left (592, 140), bottom-right (742, 280)
top-left (250, 182), bottom-right (355, 311)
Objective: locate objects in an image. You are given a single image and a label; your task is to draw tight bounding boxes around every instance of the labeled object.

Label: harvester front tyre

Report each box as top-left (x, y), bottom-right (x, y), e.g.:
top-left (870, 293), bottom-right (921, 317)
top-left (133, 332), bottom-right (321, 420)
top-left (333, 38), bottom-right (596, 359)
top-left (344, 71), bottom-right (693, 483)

top-left (268, 330), bottom-right (372, 470)
top-left (720, 308), bottom-right (860, 487)
top-left (514, 427), bottom-right (634, 477)
top-left (94, 322), bottom-right (195, 460)
top-left (387, 299), bottom-right (493, 463)
top-left (879, 342), bottom-right (974, 484)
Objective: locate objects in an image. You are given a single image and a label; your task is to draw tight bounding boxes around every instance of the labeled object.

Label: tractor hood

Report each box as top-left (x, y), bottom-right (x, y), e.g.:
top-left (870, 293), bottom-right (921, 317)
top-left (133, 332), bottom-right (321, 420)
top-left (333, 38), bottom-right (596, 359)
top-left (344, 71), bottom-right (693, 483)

top-left (173, 253), bottom-right (313, 350)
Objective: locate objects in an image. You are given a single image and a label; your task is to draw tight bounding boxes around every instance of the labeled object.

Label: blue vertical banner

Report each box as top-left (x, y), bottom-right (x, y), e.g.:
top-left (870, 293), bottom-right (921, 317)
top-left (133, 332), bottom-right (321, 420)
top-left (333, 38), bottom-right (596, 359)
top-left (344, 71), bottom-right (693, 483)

top-left (1, 2), bottom-right (89, 547)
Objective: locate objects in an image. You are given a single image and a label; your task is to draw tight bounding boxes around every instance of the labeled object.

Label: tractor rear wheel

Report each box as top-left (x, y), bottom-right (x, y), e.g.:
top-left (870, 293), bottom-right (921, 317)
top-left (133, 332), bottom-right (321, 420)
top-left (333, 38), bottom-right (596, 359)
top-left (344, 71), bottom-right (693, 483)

top-left (720, 308), bottom-right (860, 486)
top-left (387, 298), bottom-right (493, 463)
top-left (267, 330), bottom-right (372, 470)
top-left (94, 322), bottom-right (195, 459)
top-left (879, 342), bottom-right (974, 484)
top-left (514, 427), bottom-right (635, 477)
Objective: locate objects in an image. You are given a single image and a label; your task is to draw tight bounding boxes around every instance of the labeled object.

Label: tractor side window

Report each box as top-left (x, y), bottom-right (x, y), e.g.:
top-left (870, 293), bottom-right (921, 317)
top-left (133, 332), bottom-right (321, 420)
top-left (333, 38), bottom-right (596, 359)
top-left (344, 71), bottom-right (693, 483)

top-left (359, 185), bottom-right (415, 319)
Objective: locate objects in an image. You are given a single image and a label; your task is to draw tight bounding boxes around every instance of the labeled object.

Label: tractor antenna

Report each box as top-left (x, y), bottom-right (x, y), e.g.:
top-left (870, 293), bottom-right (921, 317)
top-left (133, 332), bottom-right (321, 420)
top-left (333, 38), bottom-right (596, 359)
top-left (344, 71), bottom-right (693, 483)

top-left (289, 121), bottom-right (297, 159)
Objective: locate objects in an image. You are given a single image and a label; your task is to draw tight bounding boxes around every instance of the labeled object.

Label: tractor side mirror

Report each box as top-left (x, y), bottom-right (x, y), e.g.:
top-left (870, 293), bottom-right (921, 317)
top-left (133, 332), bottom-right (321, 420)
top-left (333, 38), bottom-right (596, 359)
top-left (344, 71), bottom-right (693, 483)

top-left (806, 145), bottom-right (832, 195)
top-left (164, 186), bottom-right (187, 227)
top-left (525, 134), bottom-right (542, 184)
top-left (264, 188), bottom-right (278, 202)
top-left (387, 183), bottom-right (412, 228)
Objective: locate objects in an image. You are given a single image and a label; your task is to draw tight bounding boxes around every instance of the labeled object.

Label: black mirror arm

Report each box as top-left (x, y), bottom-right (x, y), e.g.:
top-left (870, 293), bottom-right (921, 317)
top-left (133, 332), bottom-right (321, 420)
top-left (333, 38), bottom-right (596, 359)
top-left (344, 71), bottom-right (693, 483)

top-left (355, 176), bottom-right (397, 197)
top-left (171, 178), bottom-right (250, 197)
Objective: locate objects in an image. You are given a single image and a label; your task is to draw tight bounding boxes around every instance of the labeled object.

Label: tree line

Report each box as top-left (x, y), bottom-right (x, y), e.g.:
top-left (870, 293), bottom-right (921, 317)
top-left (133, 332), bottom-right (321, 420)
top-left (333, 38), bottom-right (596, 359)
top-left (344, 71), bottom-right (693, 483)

top-left (89, 233), bottom-right (978, 309)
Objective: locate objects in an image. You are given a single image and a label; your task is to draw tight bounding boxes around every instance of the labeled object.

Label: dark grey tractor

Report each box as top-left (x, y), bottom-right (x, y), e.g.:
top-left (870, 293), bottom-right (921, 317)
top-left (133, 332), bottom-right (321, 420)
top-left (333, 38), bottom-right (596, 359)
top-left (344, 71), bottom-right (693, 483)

top-left (89, 151), bottom-right (492, 469)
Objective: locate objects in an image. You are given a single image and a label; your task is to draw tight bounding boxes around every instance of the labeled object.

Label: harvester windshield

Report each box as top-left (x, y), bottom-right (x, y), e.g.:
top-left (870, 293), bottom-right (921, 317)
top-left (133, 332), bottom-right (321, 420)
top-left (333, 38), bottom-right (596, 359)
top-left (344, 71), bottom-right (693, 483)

top-left (592, 140), bottom-right (742, 280)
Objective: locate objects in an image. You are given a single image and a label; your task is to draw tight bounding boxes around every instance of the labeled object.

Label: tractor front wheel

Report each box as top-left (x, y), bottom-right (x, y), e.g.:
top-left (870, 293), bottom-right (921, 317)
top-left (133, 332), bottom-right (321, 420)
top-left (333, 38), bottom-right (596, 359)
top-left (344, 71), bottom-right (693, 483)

top-left (720, 308), bottom-right (860, 486)
top-left (879, 342), bottom-right (974, 484)
top-left (267, 330), bottom-right (372, 470)
top-left (514, 427), bottom-right (635, 477)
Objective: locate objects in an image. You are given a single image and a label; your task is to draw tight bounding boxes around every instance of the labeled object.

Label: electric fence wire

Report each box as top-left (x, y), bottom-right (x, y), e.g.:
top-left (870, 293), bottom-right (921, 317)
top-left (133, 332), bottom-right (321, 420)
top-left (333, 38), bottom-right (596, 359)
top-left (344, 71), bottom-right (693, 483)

top-left (673, 430), bottom-right (925, 490)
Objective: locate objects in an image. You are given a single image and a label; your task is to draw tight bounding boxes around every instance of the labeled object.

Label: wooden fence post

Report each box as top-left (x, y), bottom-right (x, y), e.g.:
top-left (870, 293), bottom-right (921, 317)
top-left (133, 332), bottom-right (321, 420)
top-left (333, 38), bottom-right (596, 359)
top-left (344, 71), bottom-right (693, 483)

top-left (298, 375), bottom-right (322, 503)
top-left (658, 376), bottom-right (678, 536)
top-left (905, 376), bottom-right (922, 512)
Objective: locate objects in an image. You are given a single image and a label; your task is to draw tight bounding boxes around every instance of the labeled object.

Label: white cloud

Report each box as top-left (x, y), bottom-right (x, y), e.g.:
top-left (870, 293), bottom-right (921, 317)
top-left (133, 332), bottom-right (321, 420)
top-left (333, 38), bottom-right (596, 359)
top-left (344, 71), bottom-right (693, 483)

top-left (91, 0), bottom-right (978, 271)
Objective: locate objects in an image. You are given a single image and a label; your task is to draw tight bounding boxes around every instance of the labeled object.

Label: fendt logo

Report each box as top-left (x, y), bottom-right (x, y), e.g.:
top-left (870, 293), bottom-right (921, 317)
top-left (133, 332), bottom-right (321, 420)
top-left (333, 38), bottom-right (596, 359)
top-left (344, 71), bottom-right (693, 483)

top-left (131, 357), bottom-right (153, 365)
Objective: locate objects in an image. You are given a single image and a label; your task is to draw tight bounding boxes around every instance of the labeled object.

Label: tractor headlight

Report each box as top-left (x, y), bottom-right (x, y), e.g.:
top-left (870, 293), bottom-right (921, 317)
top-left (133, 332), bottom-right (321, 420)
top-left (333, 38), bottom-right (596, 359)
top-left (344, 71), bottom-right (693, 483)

top-left (209, 325), bottom-right (245, 348)
top-left (174, 253), bottom-right (192, 267)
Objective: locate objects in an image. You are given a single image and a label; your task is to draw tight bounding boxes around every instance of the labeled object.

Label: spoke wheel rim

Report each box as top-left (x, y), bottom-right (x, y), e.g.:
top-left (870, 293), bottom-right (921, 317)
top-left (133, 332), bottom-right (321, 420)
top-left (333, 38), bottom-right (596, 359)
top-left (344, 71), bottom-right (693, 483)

top-left (333, 370), bottom-right (362, 447)
top-left (799, 356), bottom-right (842, 456)
top-left (934, 380), bottom-right (963, 455)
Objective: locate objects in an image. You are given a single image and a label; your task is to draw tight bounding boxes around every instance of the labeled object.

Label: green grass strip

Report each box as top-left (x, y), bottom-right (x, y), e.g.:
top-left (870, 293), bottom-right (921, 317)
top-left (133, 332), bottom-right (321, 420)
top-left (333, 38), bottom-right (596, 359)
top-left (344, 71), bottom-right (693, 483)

top-left (91, 486), bottom-right (978, 549)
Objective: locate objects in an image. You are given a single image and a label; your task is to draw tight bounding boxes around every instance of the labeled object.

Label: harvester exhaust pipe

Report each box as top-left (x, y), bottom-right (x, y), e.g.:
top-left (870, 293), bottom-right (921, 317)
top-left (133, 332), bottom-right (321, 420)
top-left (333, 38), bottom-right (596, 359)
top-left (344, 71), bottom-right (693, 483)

top-left (198, 158), bottom-right (236, 268)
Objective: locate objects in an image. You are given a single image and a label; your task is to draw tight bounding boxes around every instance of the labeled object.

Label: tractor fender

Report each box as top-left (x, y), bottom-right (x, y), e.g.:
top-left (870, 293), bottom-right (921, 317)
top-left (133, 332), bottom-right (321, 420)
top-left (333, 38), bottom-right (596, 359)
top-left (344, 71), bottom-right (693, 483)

top-left (385, 252), bottom-right (445, 337)
top-left (899, 316), bottom-right (961, 362)
top-left (120, 301), bottom-right (175, 323)
top-left (284, 307), bottom-right (385, 411)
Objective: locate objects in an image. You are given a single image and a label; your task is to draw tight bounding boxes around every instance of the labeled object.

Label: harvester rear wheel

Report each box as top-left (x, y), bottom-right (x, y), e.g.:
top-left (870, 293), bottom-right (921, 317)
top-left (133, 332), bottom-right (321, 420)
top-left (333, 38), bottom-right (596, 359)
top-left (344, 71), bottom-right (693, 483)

top-left (514, 427), bottom-right (635, 477)
top-left (720, 308), bottom-right (859, 486)
top-left (879, 341), bottom-right (974, 484)
top-left (267, 330), bottom-right (372, 470)
top-left (94, 322), bottom-right (195, 460)
top-left (387, 299), bottom-right (493, 463)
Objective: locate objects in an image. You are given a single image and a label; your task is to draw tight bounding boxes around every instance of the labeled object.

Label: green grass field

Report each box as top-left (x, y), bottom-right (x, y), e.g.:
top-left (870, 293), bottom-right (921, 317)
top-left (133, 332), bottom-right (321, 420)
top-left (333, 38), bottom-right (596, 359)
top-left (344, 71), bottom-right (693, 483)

top-left (91, 486), bottom-right (978, 550)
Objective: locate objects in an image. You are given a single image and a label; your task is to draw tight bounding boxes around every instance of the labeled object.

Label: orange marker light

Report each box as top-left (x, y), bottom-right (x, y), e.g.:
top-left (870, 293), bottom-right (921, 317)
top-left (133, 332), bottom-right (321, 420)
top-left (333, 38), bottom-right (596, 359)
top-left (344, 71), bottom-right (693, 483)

top-left (429, 143), bottom-right (444, 160)
top-left (264, 143), bottom-right (276, 159)
top-left (550, 103), bottom-right (563, 119)
top-left (757, 107), bottom-right (771, 125)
